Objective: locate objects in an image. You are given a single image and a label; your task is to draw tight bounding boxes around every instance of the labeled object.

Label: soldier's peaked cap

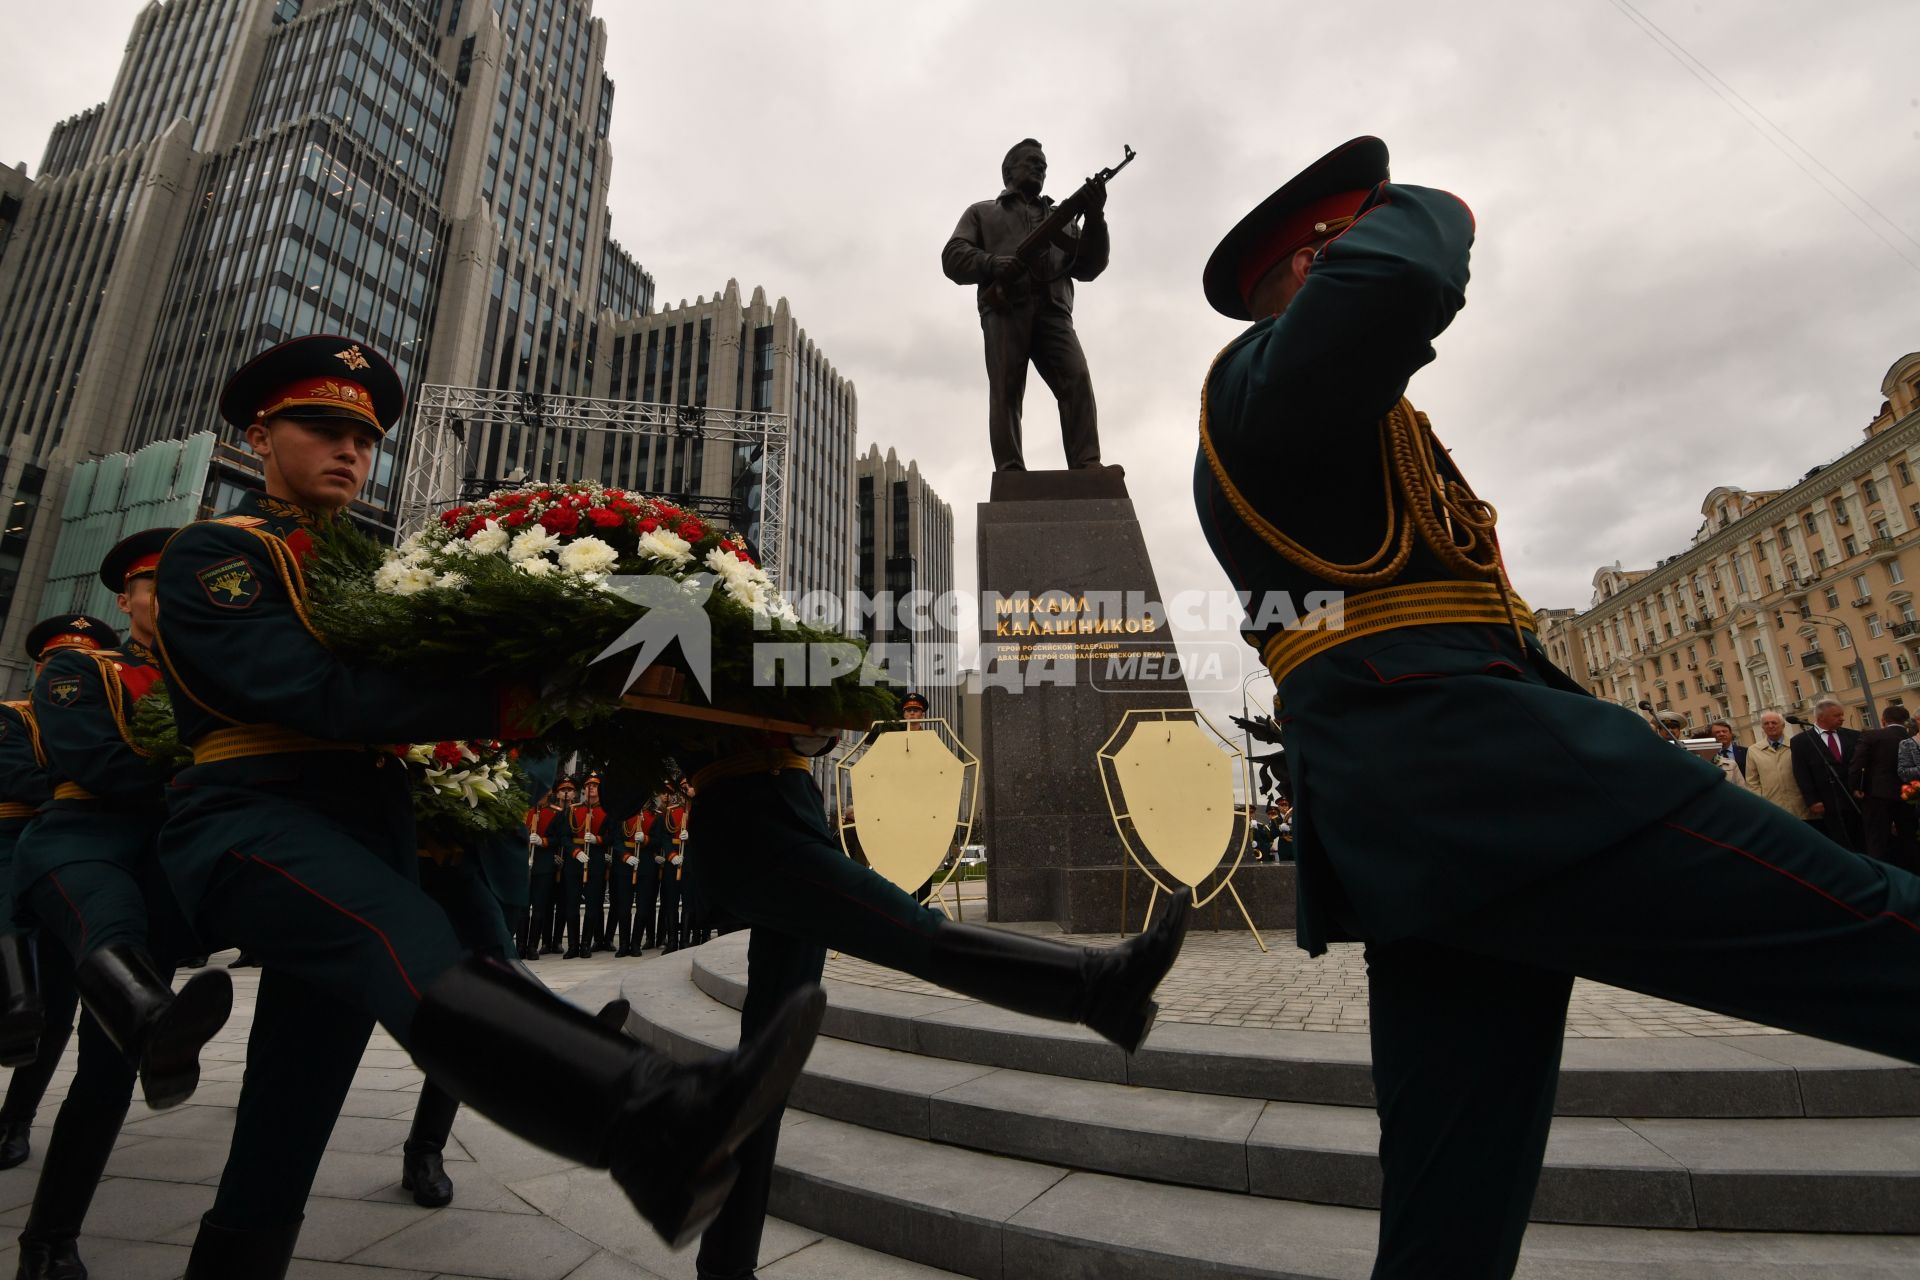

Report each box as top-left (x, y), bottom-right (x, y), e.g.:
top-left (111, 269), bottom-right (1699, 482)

top-left (901, 691), bottom-right (929, 711)
top-left (219, 335), bottom-right (405, 435)
top-left (1203, 136), bottom-right (1389, 321)
top-left (25, 614), bottom-right (120, 663)
top-left (100, 526), bottom-right (178, 592)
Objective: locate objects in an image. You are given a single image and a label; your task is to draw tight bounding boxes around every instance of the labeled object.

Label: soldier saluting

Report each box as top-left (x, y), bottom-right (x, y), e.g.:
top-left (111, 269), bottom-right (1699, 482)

top-left (1195, 136), bottom-right (1920, 1278)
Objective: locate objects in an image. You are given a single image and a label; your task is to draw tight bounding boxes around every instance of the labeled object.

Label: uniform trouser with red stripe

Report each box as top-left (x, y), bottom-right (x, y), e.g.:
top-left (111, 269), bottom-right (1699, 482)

top-left (161, 761), bottom-right (457, 1234)
top-left (1362, 781), bottom-right (1920, 1280)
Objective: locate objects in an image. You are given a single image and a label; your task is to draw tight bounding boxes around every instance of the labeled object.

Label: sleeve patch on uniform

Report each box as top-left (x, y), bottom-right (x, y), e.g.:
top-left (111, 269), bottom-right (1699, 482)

top-left (47, 678), bottom-right (80, 707)
top-left (197, 556), bottom-right (262, 609)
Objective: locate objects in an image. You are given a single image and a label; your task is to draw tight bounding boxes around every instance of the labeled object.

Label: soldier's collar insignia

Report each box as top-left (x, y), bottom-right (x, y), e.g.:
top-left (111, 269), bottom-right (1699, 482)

top-left (257, 496), bottom-right (317, 526)
top-left (196, 556), bottom-right (262, 610)
top-left (335, 346), bottom-right (371, 372)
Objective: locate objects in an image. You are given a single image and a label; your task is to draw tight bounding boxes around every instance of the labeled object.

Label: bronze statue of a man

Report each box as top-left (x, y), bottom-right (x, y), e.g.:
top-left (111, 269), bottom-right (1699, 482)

top-left (943, 139), bottom-right (1109, 473)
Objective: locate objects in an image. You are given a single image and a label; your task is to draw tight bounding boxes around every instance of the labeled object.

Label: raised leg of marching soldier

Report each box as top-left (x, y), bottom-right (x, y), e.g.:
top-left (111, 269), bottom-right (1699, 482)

top-left (685, 755), bottom-right (1188, 1277)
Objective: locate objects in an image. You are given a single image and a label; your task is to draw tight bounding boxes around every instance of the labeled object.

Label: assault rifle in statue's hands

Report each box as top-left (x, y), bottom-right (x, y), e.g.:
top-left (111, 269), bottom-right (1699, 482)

top-left (980, 144), bottom-right (1136, 311)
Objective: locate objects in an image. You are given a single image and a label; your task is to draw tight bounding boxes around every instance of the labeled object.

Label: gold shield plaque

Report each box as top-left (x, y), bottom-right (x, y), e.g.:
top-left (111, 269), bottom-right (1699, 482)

top-left (1112, 721), bottom-right (1236, 889)
top-left (1096, 708), bottom-right (1265, 949)
top-left (843, 726), bottom-right (971, 898)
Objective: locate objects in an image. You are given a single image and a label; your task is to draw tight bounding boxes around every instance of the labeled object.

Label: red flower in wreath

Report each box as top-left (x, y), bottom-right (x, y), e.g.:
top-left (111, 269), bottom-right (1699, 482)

top-left (504, 509), bottom-right (530, 528)
top-left (637, 516), bottom-right (660, 533)
top-left (431, 742), bottom-right (465, 768)
top-left (586, 507), bottom-right (624, 529)
top-left (539, 507), bottom-right (581, 536)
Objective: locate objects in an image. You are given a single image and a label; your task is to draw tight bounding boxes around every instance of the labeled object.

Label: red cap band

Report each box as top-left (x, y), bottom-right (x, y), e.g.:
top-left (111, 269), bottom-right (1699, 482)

top-left (122, 553), bottom-right (162, 585)
top-left (258, 376), bottom-right (380, 429)
top-left (1234, 188), bottom-right (1374, 310)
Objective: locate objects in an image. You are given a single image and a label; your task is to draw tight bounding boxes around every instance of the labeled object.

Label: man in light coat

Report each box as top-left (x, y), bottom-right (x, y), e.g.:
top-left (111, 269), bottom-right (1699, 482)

top-left (1745, 710), bottom-right (1811, 819)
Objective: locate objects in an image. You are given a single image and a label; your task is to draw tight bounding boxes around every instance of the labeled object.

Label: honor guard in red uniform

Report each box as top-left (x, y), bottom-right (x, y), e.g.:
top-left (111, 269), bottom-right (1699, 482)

top-left (612, 803), bottom-right (648, 956)
top-left (656, 790), bottom-right (690, 953)
top-left (574, 772), bottom-right (612, 954)
top-left (521, 788), bottom-right (563, 959)
top-left (150, 335), bottom-right (823, 1274)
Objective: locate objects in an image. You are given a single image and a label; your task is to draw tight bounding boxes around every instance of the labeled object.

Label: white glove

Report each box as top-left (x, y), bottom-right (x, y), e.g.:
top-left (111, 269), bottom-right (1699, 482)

top-left (575, 851), bottom-right (588, 864)
top-left (654, 855), bottom-right (666, 865)
top-left (674, 830), bottom-right (687, 842)
top-left (624, 855), bottom-right (638, 867)
top-left (670, 853), bottom-right (683, 867)
top-left (529, 834), bottom-right (546, 847)
top-left (582, 832), bottom-right (598, 844)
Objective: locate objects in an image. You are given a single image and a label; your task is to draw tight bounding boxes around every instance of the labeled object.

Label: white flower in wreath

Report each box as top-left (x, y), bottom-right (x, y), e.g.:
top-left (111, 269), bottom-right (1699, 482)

top-left (466, 519), bottom-right (508, 556)
top-left (557, 535), bottom-right (619, 578)
top-left (434, 571), bottom-right (467, 591)
top-left (516, 555), bottom-right (555, 578)
top-left (508, 526), bottom-right (561, 562)
top-left (637, 529), bottom-right (694, 568)
top-left (374, 558), bottom-right (437, 596)
top-left (404, 743), bottom-right (436, 766)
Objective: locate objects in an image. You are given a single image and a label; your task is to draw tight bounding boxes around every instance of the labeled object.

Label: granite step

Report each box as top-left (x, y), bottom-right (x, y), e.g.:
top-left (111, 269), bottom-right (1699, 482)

top-left (688, 937), bottom-right (1920, 1119)
top-left (628, 953), bottom-right (1920, 1235)
top-left (769, 1112), bottom-right (1920, 1280)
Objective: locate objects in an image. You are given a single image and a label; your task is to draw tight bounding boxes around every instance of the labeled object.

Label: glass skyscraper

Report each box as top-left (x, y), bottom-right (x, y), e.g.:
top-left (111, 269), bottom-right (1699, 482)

top-left (0, 0), bottom-right (657, 691)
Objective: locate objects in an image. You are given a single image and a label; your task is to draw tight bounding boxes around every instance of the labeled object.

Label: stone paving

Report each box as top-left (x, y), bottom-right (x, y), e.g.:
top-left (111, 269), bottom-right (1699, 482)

top-left (0, 952), bottom-right (957, 1280)
top-left (833, 885), bottom-right (1786, 1038)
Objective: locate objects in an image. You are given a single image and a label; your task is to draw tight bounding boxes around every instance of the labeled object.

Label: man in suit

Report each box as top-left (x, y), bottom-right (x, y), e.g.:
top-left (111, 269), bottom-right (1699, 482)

top-left (1745, 710), bottom-right (1812, 819)
top-left (1706, 721), bottom-right (1747, 788)
top-left (1790, 697), bottom-right (1863, 848)
top-left (1849, 703), bottom-right (1916, 872)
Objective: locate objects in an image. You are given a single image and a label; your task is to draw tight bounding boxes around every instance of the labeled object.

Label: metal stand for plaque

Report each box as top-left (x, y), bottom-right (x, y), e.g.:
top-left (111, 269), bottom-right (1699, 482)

top-left (1097, 707), bottom-right (1265, 951)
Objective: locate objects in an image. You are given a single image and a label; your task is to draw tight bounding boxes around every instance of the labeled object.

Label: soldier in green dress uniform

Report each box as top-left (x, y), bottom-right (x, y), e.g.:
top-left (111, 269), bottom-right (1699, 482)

top-left (151, 335), bottom-right (824, 1277)
top-left (0, 676), bottom-right (73, 1176)
top-left (1194, 135), bottom-right (1920, 1278)
top-left (11, 533), bottom-right (229, 1279)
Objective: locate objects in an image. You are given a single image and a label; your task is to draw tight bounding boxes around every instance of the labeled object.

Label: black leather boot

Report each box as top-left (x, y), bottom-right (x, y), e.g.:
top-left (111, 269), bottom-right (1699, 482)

top-left (0, 1122), bottom-right (29, 1171)
top-left (0, 933), bottom-right (44, 1068)
top-left (181, 1213), bottom-right (303, 1280)
top-left (13, 1236), bottom-right (84, 1279)
top-left (408, 956), bottom-right (824, 1247)
top-left (920, 887), bottom-right (1192, 1052)
top-left (402, 1082), bottom-right (459, 1208)
top-left (72, 944), bottom-right (232, 1109)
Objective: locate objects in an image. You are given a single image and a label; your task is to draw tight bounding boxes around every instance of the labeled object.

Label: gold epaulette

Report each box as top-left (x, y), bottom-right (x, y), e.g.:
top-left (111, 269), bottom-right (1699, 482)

top-left (689, 749), bottom-right (813, 793)
top-left (1260, 580), bottom-right (1535, 689)
top-left (53, 782), bottom-right (99, 802)
top-left (191, 724), bottom-right (366, 765)
top-left (212, 516), bottom-right (268, 528)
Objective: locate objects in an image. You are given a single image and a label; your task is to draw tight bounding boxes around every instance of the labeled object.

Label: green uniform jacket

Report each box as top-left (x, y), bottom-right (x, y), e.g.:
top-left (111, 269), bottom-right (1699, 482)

top-left (0, 699), bottom-right (53, 922)
top-left (153, 491), bottom-right (520, 919)
top-left (17, 641), bottom-right (168, 889)
top-left (1193, 182), bottom-right (1721, 954)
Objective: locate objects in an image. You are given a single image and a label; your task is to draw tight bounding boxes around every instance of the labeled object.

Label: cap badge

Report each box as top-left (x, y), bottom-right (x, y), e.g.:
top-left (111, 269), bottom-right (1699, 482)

top-left (335, 346), bottom-right (371, 372)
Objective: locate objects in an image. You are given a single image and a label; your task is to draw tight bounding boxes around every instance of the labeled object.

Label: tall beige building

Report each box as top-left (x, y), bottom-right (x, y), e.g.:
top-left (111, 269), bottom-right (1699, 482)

top-left (1539, 350), bottom-right (1920, 737)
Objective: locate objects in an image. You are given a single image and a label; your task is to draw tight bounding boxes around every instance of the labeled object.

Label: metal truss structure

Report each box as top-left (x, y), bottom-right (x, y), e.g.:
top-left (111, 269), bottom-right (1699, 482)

top-left (399, 385), bottom-right (791, 587)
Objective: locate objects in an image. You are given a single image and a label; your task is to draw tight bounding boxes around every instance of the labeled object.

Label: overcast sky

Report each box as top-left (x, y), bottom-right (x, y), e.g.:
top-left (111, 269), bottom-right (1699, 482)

top-left (5, 0), bottom-right (1919, 730)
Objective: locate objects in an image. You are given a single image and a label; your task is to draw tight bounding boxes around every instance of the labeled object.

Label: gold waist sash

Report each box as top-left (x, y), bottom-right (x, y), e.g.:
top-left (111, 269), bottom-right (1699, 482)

top-left (0, 802), bottom-right (37, 820)
top-left (689, 750), bottom-right (813, 793)
top-left (1261, 580), bottom-right (1535, 688)
top-left (52, 782), bottom-right (98, 802)
top-left (192, 724), bottom-right (366, 766)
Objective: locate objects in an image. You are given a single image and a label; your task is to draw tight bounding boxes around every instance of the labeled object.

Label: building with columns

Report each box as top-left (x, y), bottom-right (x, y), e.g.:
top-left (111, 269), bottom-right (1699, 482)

top-left (1538, 350), bottom-right (1920, 737)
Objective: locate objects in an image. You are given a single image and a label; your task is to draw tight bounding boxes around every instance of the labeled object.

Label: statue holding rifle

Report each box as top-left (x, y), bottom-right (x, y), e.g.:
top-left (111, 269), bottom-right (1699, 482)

top-left (942, 139), bottom-right (1135, 473)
